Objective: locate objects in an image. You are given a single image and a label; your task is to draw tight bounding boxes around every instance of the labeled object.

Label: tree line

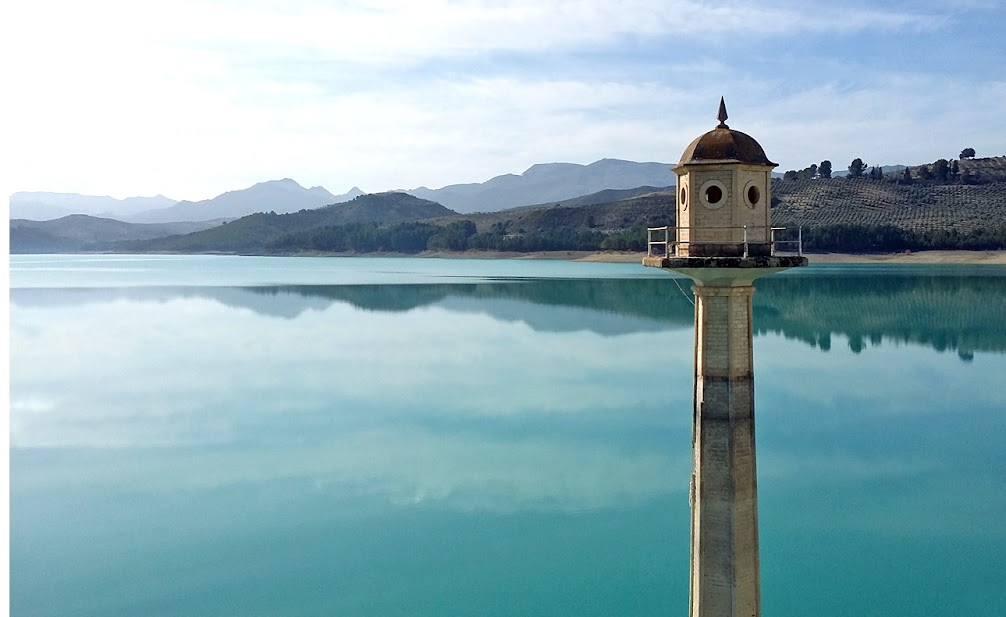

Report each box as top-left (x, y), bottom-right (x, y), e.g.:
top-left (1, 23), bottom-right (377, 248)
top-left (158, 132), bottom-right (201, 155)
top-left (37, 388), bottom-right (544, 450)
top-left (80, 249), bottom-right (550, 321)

top-left (781, 148), bottom-right (984, 183)
top-left (262, 218), bottom-right (1005, 255)
top-left (265, 219), bottom-right (628, 253)
top-left (799, 223), bottom-right (1006, 252)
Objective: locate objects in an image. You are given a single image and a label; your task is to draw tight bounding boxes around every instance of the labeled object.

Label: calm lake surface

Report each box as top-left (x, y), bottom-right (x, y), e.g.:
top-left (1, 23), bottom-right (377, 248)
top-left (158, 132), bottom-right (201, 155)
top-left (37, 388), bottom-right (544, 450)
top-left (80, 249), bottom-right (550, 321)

top-left (10, 254), bottom-right (1006, 617)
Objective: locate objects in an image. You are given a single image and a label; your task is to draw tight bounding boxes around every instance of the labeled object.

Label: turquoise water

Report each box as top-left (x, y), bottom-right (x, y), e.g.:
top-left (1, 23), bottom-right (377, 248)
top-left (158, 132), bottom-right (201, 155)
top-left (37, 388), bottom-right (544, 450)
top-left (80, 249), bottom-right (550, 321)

top-left (10, 255), bottom-right (1006, 616)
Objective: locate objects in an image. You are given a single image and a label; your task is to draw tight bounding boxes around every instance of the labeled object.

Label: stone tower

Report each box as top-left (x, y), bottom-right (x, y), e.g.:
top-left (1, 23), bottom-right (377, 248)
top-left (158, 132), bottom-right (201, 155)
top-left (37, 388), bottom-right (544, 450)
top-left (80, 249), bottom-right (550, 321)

top-left (674, 97), bottom-right (776, 258)
top-left (643, 99), bottom-right (807, 617)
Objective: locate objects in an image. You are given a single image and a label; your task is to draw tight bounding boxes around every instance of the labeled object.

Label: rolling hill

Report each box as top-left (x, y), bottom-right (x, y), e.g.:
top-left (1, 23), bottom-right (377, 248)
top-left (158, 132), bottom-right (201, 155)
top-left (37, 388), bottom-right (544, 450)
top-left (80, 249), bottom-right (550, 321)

top-left (771, 177), bottom-right (1006, 233)
top-left (118, 192), bottom-right (456, 253)
top-left (448, 190), bottom-right (677, 235)
top-left (770, 157), bottom-right (1006, 234)
top-left (10, 216), bottom-right (224, 253)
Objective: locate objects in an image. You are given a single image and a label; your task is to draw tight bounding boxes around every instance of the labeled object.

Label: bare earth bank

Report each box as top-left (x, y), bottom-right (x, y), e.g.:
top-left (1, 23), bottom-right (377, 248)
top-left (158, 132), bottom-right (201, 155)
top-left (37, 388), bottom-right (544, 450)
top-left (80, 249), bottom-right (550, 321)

top-left (417, 250), bottom-right (1006, 265)
top-left (799, 250), bottom-right (1006, 265)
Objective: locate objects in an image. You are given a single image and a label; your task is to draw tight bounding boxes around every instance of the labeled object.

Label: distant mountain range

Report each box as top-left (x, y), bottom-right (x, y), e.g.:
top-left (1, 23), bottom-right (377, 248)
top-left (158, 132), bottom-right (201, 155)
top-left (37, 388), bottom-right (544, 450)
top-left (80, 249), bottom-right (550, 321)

top-left (127, 179), bottom-right (365, 223)
top-left (406, 158), bottom-right (676, 213)
top-left (12, 157), bottom-right (1005, 255)
top-left (9, 159), bottom-right (674, 223)
top-left (9, 193), bottom-right (177, 221)
top-left (10, 180), bottom-right (364, 223)
top-left (11, 157), bottom-right (1006, 255)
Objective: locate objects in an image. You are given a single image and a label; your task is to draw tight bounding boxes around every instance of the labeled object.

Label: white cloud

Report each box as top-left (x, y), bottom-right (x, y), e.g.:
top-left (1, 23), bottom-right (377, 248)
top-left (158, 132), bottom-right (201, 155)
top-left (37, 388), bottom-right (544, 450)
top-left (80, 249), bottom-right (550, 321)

top-left (13, 427), bottom-right (691, 512)
top-left (749, 76), bottom-right (1006, 171)
top-left (9, 288), bottom-right (695, 511)
top-left (4, 0), bottom-right (995, 199)
top-left (10, 397), bottom-right (57, 414)
top-left (179, 1), bottom-right (941, 59)
top-left (12, 1), bottom-right (938, 65)
top-left (9, 292), bottom-right (694, 448)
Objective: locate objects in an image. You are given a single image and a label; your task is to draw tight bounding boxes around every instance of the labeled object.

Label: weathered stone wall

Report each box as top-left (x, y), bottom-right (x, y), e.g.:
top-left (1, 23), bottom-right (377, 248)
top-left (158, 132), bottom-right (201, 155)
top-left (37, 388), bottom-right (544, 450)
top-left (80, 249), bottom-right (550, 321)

top-left (690, 283), bottom-right (761, 617)
top-left (677, 164), bottom-right (775, 256)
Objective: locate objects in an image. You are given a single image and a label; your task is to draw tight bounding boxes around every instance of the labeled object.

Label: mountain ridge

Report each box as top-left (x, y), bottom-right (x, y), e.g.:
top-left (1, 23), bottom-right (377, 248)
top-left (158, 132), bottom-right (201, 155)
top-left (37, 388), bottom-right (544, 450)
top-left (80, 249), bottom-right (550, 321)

top-left (127, 179), bottom-right (365, 223)
top-left (9, 159), bottom-right (678, 223)
top-left (404, 158), bottom-right (676, 213)
top-left (10, 192), bottom-right (178, 220)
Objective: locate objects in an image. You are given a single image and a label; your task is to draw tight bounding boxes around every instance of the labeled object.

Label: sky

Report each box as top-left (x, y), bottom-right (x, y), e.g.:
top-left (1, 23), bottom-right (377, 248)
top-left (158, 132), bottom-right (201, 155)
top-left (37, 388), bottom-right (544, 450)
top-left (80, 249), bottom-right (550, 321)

top-left (4, 0), bottom-right (1005, 201)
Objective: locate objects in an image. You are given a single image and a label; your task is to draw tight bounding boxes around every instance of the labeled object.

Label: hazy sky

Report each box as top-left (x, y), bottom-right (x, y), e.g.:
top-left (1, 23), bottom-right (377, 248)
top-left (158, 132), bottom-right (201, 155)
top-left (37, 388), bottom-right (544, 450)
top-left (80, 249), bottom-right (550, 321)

top-left (6, 0), bottom-right (1005, 201)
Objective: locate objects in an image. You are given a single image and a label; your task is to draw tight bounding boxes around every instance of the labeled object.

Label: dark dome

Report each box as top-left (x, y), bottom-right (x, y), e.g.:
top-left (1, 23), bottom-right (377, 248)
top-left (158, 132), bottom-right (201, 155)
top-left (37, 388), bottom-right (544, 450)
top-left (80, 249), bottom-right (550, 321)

top-left (678, 127), bottom-right (776, 167)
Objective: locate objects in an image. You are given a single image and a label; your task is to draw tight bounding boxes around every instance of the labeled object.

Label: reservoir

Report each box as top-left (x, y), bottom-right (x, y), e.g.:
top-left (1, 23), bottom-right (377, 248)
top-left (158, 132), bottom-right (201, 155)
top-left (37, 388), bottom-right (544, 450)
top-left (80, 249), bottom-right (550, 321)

top-left (10, 255), bottom-right (1006, 617)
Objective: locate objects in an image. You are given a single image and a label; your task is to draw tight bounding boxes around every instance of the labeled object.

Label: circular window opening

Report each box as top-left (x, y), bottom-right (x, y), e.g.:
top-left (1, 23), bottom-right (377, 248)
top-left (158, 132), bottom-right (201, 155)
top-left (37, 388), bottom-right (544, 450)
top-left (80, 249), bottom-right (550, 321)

top-left (680, 187), bottom-right (687, 205)
top-left (747, 185), bottom-right (760, 206)
top-left (699, 180), bottom-right (727, 209)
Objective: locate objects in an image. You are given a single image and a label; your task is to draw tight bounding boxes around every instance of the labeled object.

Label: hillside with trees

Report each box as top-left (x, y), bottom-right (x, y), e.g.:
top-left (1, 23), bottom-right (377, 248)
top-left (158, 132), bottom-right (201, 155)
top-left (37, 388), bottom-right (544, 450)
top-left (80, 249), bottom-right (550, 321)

top-left (57, 155), bottom-right (1006, 256)
top-left (771, 156), bottom-right (1006, 251)
top-left (440, 156), bottom-right (1006, 253)
top-left (10, 216), bottom-right (222, 253)
top-left (116, 192), bottom-right (455, 253)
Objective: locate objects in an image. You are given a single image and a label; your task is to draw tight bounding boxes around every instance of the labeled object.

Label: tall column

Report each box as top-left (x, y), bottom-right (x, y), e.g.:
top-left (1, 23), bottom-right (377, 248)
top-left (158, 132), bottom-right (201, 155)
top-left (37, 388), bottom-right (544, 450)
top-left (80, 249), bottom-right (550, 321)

top-left (689, 282), bottom-right (760, 617)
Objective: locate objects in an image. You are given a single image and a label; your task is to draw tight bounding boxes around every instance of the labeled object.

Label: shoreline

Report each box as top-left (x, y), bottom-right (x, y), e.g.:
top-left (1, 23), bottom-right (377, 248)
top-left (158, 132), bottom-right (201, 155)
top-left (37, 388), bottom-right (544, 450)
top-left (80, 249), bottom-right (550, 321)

top-left (417, 249), bottom-right (1006, 265)
top-left (796, 250), bottom-right (1006, 265)
top-left (75, 249), bottom-right (1006, 265)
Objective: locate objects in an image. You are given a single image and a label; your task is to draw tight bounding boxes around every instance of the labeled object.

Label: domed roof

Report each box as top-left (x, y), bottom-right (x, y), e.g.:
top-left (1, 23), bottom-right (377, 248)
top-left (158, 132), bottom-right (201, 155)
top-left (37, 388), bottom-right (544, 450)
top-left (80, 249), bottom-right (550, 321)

top-left (676, 98), bottom-right (776, 167)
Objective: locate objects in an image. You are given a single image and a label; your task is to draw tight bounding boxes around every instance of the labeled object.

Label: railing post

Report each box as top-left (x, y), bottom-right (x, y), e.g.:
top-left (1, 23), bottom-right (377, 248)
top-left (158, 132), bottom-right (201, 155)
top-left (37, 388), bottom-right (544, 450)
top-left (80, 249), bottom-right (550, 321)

top-left (743, 225), bottom-right (749, 258)
top-left (798, 226), bottom-right (803, 256)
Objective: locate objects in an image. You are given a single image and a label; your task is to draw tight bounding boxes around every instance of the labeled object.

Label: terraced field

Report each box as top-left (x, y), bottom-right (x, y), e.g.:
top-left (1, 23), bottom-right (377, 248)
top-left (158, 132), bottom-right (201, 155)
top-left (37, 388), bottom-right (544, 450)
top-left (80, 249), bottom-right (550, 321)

top-left (772, 178), bottom-right (1006, 233)
top-left (772, 156), bottom-right (1006, 233)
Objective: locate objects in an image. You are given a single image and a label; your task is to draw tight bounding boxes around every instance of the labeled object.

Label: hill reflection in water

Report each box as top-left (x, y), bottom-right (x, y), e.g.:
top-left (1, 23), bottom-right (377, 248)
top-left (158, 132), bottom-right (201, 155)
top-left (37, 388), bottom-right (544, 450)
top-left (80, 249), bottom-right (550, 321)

top-left (753, 269), bottom-right (1006, 360)
top-left (248, 269), bottom-right (1006, 360)
top-left (12, 267), bottom-right (1006, 359)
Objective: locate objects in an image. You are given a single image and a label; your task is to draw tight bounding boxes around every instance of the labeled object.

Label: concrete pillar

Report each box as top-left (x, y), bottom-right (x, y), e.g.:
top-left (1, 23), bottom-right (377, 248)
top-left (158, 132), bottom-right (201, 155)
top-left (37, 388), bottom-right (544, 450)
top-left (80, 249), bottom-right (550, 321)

top-left (689, 282), bottom-right (760, 617)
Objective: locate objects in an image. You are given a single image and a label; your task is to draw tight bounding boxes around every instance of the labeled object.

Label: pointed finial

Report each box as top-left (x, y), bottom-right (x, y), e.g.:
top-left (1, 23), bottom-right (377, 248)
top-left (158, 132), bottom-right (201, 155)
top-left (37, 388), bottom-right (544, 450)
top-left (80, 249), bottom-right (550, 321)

top-left (716, 96), bottom-right (728, 128)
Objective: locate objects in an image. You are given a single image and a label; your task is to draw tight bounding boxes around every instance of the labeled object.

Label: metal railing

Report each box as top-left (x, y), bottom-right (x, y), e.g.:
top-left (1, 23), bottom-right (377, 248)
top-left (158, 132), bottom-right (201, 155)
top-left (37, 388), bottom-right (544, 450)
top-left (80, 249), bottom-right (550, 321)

top-left (646, 225), bottom-right (803, 258)
top-left (770, 226), bottom-right (803, 256)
